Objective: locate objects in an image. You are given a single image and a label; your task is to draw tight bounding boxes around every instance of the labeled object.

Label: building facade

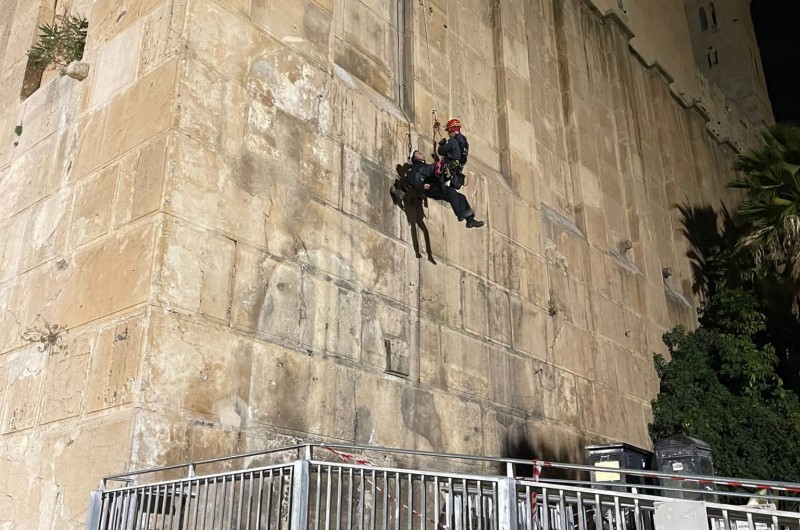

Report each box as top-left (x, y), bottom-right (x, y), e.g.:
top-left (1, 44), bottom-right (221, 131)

top-left (684, 0), bottom-right (774, 126)
top-left (0, 0), bottom-right (767, 527)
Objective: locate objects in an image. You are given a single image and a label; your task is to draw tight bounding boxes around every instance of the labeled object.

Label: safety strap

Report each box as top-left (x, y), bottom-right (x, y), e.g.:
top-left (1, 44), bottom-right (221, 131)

top-left (431, 109), bottom-right (441, 161)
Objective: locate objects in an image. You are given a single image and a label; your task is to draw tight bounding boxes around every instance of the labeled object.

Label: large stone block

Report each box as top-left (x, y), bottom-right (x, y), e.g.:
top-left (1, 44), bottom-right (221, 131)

top-left (510, 296), bottom-right (548, 358)
top-left (231, 247), bottom-right (303, 343)
top-left (144, 310), bottom-right (252, 427)
top-left (589, 290), bottom-right (627, 346)
top-left (69, 106), bottom-right (111, 181)
top-left (0, 212), bottom-right (27, 283)
top-left (354, 376), bottom-right (416, 448)
top-left (361, 292), bottom-right (411, 373)
top-left (329, 76), bottom-right (407, 167)
top-left (130, 409), bottom-right (190, 470)
top-left (139, 0), bottom-right (185, 75)
top-left (349, 219), bottom-right (415, 304)
top-left (540, 364), bottom-right (579, 425)
top-left (418, 258), bottom-right (462, 327)
top-left (89, 21), bottom-right (143, 108)
top-left (441, 328), bottom-right (492, 401)
top-left (488, 283), bottom-right (512, 345)
top-left (491, 232), bottom-right (547, 305)
top-left (342, 147), bottom-right (403, 237)
top-left (114, 133), bottom-right (168, 228)
top-left (431, 390), bottom-right (483, 454)
top-left (186, 1), bottom-right (269, 79)
top-left (250, 340), bottom-right (356, 440)
top-left (42, 413), bottom-right (135, 528)
top-left (302, 271), bottom-right (361, 360)
top-left (1, 131), bottom-right (68, 218)
top-left (178, 59), bottom-right (247, 156)
top-left (252, 0), bottom-right (332, 67)
top-left (19, 222), bottom-right (156, 330)
top-left (1, 346), bottom-right (46, 433)
top-left (102, 58), bottom-right (177, 163)
top-left (247, 34), bottom-right (332, 125)
top-left (550, 322), bottom-right (596, 379)
top-left (40, 333), bottom-right (92, 424)
top-left (16, 74), bottom-right (75, 153)
top-left (69, 164), bottom-right (117, 249)
top-left (463, 273), bottom-right (489, 336)
top-left (0, 430), bottom-right (45, 526)
top-left (167, 134), bottom-right (273, 246)
top-left (88, 313), bottom-right (146, 412)
top-left (156, 219), bottom-right (236, 321)
top-left (418, 316), bottom-right (444, 388)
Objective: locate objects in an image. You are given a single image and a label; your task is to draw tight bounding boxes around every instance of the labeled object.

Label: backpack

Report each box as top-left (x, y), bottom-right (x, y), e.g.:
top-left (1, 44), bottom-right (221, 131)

top-left (454, 134), bottom-right (469, 167)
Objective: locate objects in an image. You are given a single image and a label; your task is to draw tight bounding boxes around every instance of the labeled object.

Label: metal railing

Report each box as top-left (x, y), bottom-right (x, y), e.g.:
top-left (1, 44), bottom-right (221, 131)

top-left (86, 442), bottom-right (800, 530)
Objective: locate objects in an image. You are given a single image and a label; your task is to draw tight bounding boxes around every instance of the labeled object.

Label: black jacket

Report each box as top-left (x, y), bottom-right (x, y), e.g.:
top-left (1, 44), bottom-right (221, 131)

top-left (405, 160), bottom-right (439, 190)
top-left (437, 136), bottom-right (462, 162)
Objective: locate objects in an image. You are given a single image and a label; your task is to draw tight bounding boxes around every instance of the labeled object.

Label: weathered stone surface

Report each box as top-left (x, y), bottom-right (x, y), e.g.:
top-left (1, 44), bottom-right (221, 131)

top-left (1, 131), bottom-right (68, 218)
top-left (88, 313), bottom-right (146, 412)
top-left (302, 270), bottom-right (361, 359)
top-left (21, 223), bottom-right (157, 330)
top-left (65, 61), bottom-right (90, 81)
top-left (251, 339), bottom-right (356, 440)
top-left (156, 219), bottom-right (236, 321)
top-left (114, 134), bottom-right (167, 227)
top-left (144, 309), bottom-right (252, 427)
top-left (1, 346), bottom-right (46, 433)
top-left (40, 333), bottom-right (92, 424)
top-left (0, 212), bottom-right (26, 283)
top-left (42, 413), bottom-right (136, 528)
top-left (510, 296), bottom-right (548, 358)
top-left (231, 247), bottom-right (303, 342)
top-left (69, 164), bottom-right (117, 248)
top-left (90, 21), bottom-right (143, 107)
top-left (0, 0), bottom-right (769, 526)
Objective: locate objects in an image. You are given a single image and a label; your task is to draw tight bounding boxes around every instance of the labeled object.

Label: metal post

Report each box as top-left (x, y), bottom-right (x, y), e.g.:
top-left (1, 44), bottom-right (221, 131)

top-left (85, 490), bottom-right (103, 530)
top-left (291, 460), bottom-right (311, 530)
top-left (497, 477), bottom-right (518, 530)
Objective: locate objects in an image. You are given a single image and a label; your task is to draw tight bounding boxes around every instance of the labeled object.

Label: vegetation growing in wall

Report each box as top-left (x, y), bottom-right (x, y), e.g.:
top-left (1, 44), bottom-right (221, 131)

top-left (21, 316), bottom-right (66, 354)
top-left (650, 124), bottom-right (800, 481)
top-left (27, 13), bottom-right (88, 76)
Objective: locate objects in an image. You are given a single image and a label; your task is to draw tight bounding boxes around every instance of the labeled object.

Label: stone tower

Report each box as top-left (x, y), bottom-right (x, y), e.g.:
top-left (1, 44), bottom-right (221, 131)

top-left (0, 0), bottom-right (762, 528)
top-left (684, 0), bottom-right (774, 126)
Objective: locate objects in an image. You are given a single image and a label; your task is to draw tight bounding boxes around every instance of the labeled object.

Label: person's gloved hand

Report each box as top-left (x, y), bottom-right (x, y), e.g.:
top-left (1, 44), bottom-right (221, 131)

top-left (438, 138), bottom-right (446, 145)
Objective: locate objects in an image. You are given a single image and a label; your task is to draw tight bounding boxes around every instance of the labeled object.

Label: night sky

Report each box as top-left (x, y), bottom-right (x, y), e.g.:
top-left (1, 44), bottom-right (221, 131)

top-left (751, 0), bottom-right (800, 124)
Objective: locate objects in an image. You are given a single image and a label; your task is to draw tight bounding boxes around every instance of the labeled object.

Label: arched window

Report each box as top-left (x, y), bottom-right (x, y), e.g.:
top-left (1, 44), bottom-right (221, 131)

top-left (710, 3), bottom-right (718, 28)
top-left (707, 46), bottom-right (717, 68)
top-left (699, 7), bottom-right (709, 31)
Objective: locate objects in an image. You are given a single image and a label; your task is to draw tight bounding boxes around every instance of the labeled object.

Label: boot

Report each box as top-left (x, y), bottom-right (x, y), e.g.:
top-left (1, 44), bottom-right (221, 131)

top-left (466, 217), bottom-right (484, 228)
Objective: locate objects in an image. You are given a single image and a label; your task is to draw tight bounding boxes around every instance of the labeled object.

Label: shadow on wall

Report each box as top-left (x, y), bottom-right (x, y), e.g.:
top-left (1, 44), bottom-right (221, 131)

top-left (391, 163), bottom-right (436, 264)
top-left (676, 202), bottom-right (741, 298)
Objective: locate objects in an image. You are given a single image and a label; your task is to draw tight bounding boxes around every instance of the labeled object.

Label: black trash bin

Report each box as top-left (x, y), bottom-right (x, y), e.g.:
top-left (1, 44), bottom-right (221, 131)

top-left (654, 435), bottom-right (716, 501)
top-left (586, 443), bottom-right (655, 530)
top-left (586, 443), bottom-right (653, 488)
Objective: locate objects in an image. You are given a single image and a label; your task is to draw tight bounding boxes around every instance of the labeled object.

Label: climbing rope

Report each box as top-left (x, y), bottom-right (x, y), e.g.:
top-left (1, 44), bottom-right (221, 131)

top-left (421, 0), bottom-right (436, 99)
top-left (431, 108), bottom-right (442, 161)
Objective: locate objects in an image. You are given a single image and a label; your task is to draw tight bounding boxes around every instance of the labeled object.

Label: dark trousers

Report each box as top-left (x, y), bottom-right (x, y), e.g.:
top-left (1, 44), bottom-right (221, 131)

top-left (424, 185), bottom-right (474, 220)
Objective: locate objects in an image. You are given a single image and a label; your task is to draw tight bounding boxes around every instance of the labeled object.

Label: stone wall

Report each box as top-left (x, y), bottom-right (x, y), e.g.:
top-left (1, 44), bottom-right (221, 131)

top-left (0, 0), bottom-right (748, 528)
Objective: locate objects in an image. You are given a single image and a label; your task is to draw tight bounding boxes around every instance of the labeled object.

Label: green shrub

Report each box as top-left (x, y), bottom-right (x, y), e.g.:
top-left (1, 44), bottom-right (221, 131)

top-left (27, 13), bottom-right (88, 76)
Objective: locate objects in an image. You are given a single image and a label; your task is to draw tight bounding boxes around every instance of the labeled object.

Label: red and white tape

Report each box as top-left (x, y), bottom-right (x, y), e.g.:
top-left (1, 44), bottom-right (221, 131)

top-left (325, 447), bottom-right (448, 529)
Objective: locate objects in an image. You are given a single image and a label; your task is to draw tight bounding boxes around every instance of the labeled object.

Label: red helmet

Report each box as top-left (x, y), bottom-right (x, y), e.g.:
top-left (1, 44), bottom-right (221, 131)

top-left (445, 118), bottom-right (462, 131)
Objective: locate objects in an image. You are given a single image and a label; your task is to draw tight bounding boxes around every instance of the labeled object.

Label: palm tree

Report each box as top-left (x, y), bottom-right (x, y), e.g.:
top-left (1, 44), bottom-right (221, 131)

top-left (730, 124), bottom-right (800, 315)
